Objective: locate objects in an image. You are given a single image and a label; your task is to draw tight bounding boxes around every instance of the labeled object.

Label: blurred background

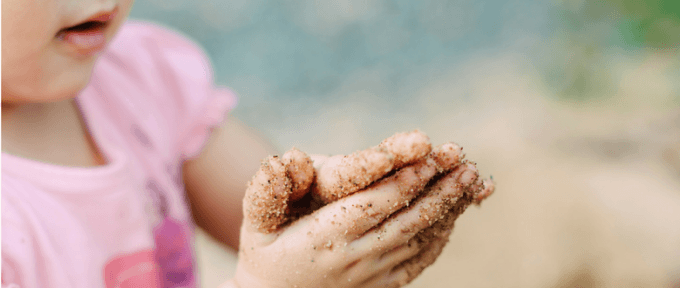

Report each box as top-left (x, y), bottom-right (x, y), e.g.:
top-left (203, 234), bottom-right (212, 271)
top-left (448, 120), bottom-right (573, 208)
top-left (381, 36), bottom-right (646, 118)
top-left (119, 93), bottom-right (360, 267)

top-left (130, 0), bottom-right (680, 287)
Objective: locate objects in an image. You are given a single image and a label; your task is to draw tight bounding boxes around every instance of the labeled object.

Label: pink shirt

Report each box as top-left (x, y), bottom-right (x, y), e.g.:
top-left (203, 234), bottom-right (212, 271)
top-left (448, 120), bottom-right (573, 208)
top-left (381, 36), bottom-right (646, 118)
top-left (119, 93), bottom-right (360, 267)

top-left (2, 21), bottom-right (237, 288)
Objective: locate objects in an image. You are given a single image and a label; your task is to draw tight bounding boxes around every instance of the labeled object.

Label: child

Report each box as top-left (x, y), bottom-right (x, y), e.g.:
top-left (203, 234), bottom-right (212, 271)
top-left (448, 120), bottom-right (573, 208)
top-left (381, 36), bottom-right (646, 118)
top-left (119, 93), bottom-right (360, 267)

top-left (2, 1), bottom-right (493, 287)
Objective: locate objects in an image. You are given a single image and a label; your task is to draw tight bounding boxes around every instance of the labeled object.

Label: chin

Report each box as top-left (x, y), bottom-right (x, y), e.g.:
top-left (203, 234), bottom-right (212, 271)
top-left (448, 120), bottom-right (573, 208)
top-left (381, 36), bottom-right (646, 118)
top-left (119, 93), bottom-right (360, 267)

top-left (54, 72), bottom-right (93, 102)
top-left (3, 61), bottom-right (96, 105)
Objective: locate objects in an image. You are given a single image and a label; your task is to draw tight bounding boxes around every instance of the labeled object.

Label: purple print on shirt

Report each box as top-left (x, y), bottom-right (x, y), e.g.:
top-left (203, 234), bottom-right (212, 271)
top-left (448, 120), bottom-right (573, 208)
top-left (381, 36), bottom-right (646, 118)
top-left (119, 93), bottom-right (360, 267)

top-left (153, 217), bottom-right (196, 287)
top-left (147, 178), bottom-right (196, 288)
top-left (131, 124), bottom-right (153, 149)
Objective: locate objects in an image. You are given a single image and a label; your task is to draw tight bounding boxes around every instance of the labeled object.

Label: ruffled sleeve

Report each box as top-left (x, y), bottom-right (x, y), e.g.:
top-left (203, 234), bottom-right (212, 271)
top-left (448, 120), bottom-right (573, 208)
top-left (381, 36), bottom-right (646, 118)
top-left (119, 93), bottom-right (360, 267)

top-left (179, 86), bottom-right (236, 159)
top-left (102, 20), bottom-right (238, 161)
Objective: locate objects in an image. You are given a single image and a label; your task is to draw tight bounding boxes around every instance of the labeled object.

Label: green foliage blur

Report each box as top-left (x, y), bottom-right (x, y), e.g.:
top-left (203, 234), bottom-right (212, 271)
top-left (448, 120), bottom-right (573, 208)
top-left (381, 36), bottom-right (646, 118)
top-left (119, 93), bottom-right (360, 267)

top-left (549, 0), bottom-right (680, 101)
top-left (611, 0), bottom-right (680, 48)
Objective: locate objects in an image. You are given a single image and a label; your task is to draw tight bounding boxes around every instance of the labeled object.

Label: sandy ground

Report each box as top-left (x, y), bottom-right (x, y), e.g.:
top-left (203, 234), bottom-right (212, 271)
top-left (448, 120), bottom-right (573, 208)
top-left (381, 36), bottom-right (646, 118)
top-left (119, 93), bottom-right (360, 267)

top-left (194, 52), bottom-right (680, 287)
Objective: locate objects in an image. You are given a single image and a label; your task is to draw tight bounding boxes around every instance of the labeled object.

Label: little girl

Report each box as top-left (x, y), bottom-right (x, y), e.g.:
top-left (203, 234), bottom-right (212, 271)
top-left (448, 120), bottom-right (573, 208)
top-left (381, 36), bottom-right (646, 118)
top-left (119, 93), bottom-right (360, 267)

top-left (2, 0), bottom-right (492, 287)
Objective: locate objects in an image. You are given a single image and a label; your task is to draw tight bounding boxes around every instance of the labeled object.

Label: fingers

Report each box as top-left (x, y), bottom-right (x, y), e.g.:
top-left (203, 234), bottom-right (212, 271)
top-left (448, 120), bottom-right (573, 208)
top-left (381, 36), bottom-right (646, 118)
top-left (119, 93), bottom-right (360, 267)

top-left (367, 203), bottom-right (460, 281)
top-left (243, 155), bottom-right (289, 233)
top-left (355, 203), bottom-right (463, 288)
top-left (473, 178), bottom-right (495, 205)
top-left (359, 163), bottom-right (494, 287)
top-left (378, 130), bottom-right (432, 169)
top-left (282, 148), bottom-right (315, 201)
top-left (304, 159), bottom-right (438, 243)
top-left (312, 131), bottom-right (432, 203)
top-left (312, 149), bottom-right (392, 203)
top-left (391, 207), bottom-right (461, 286)
top-left (341, 242), bottom-right (420, 286)
top-left (243, 149), bottom-right (315, 233)
top-left (351, 162), bottom-right (478, 251)
top-left (371, 243), bottom-right (421, 276)
top-left (356, 162), bottom-right (495, 286)
top-left (308, 154), bottom-right (329, 171)
top-left (393, 229), bottom-right (452, 286)
top-left (430, 142), bottom-right (465, 172)
top-left (308, 143), bottom-right (464, 240)
top-left (359, 267), bottom-right (410, 288)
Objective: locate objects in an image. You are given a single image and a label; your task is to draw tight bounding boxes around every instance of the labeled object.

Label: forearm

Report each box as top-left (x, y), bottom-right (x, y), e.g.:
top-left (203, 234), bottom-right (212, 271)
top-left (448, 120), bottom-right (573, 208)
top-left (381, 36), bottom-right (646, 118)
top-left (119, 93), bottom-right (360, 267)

top-left (183, 115), bottom-right (278, 250)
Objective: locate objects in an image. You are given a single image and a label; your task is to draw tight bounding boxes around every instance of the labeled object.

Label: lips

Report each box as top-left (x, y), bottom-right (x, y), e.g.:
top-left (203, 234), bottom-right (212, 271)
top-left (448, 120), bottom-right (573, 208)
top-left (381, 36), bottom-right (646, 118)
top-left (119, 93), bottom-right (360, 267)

top-left (57, 8), bottom-right (118, 55)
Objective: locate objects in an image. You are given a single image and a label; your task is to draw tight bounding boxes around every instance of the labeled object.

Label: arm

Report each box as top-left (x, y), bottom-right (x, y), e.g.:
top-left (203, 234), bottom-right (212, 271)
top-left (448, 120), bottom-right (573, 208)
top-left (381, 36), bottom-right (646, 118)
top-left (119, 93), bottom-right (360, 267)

top-left (183, 115), bottom-right (278, 250)
top-left (185, 122), bottom-right (495, 287)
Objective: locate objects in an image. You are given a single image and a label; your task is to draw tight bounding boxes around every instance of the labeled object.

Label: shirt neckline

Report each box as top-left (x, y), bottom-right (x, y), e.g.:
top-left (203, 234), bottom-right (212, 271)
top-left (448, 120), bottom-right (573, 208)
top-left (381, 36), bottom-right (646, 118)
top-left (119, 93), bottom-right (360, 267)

top-left (1, 96), bottom-right (130, 193)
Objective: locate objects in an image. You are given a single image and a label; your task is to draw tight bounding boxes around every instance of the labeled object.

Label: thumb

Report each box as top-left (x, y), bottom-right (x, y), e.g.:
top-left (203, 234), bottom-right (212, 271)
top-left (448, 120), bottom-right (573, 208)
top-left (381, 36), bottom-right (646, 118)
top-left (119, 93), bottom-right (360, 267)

top-left (243, 148), bottom-right (315, 233)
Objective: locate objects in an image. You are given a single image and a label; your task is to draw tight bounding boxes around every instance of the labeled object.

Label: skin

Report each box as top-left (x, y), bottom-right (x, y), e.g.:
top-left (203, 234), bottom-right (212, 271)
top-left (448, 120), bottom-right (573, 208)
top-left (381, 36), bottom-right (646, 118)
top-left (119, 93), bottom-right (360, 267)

top-left (183, 116), bottom-right (278, 249)
top-left (1, 0), bottom-right (496, 287)
top-left (2, 0), bottom-right (134, 167)
top-left (234, 140), bottom-right (494, 288)
top-left (377, 130), bottom-right (432, 168)
top-left (245, 141), bottom-right (466, 234)
top-left (0, 0), bottom-right (257, 252)
top-left (312, 130), bottom-right (433, 203)
top-left (377, 162), bottom-right (493, 286)
top-left (2, 0), bottom-right (134, 104)
top-left (282, 148), bottom-right (315, 201)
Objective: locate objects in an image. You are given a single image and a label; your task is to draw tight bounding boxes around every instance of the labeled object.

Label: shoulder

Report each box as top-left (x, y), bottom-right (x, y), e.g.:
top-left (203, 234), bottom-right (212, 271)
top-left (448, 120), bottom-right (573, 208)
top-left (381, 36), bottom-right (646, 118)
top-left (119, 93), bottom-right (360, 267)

top-left (109, 20), bottom-right (206, 56)
top-left (87, 20), bottom-right (237, 160)
top-left (88, 20), bottom-right (220, 126)
top-left (98, 20), bottom-right (214, 90)
top-left (114, 20), bottom-right (195, 42)
top-left (109, 20), bottom-right (210, 61)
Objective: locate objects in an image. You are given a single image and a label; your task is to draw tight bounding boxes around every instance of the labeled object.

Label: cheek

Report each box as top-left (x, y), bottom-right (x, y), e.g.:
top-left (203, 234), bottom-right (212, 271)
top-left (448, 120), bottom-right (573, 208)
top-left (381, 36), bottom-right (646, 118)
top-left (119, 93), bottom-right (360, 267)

top-left (1, 0), bottom-right (60, 58)
top-left (1, 0), bottom-right (85, 103)
top-left (2, 50), bottom-right (96, 103)
top-left (45, 51), bottom-right (99, 99)
top-left (1, 0), bottom-right (136, 103)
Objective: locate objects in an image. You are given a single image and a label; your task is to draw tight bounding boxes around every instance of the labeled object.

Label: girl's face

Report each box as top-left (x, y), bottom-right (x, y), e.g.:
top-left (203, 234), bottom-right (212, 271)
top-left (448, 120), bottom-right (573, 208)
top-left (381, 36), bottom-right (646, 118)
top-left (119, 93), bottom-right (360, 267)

top-left (2, 0), bottom-right (134, 104)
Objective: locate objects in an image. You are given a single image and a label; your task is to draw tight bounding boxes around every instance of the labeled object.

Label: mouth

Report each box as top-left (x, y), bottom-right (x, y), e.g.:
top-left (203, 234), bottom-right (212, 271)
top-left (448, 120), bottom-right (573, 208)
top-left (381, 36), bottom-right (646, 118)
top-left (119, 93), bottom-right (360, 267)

top-left (56, 8), bottom-right (118, 55)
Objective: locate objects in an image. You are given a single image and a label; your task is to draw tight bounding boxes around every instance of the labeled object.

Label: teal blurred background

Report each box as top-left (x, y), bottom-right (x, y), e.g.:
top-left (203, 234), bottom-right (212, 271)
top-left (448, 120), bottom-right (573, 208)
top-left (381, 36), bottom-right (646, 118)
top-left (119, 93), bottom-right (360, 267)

top-left (130, 1), bottom-right (680, 287)
top-left (130, 0), bottom-right (679, 151)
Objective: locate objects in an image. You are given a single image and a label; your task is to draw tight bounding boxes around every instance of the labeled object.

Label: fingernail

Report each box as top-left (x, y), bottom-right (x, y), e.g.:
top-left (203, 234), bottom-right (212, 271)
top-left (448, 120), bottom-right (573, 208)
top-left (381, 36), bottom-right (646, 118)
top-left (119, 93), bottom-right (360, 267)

top-left (458, 168), bottom-right (478, 186)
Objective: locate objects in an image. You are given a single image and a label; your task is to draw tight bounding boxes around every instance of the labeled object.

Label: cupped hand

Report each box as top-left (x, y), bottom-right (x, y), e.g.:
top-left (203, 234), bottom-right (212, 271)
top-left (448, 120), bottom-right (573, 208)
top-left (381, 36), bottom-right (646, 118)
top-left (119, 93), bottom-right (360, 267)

top-left (231, 131), bottom-right (494, 288)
